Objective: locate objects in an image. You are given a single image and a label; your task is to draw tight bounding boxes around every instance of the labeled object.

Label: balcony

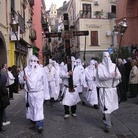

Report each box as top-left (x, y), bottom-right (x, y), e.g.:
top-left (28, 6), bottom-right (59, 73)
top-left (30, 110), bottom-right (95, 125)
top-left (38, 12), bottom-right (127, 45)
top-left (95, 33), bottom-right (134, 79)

top-left (28, 0), bottom-right (34, 7)
top-left (76, 10), bottom-right (111, 20)
top-left (29, 29), bottom-right (37, 40)
top-left (108, 12), bottom-right (116, 19)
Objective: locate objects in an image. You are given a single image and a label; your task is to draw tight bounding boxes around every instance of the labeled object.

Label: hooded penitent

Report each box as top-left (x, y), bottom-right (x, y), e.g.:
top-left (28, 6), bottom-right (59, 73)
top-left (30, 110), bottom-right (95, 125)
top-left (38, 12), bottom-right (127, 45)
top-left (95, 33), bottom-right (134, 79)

top-left (28, 55), bottom-right (39, 70)
top-left (102, 52), bottom-right (114, 73)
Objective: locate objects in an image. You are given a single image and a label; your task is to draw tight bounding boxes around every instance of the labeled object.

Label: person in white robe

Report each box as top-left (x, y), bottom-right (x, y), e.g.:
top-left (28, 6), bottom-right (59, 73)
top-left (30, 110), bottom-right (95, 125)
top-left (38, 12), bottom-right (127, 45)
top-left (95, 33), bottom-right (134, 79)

top-left (19, 55), bottom-right (50, 133)
top-left (96, 52), bottom-right (121, 132)
top-left (60, 56), bottom-right (81, 119)
top-left (52, 60), bottom-right (61, 101)
top-left (44, 59), bottom-right (58, 106)
top-left (75, 59), bottom-right (86, 94)
top-left (82, 60), bottom-right (99, 109)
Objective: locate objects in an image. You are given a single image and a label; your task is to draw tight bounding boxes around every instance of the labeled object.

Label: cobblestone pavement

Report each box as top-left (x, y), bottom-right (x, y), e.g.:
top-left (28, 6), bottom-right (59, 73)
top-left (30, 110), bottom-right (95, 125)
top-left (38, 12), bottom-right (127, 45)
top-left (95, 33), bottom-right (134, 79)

top-left (0, 90), bottom-right (138, 138)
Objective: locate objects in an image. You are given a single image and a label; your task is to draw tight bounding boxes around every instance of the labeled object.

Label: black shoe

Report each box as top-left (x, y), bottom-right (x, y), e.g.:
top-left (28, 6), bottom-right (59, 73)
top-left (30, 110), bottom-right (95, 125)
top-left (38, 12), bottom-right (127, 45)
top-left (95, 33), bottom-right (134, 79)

top-left (29, 124), bottom-right (35, 129)
top-left (82, 101), bottom-right (85, 106)
top-left (93, 104), bottom-right (99, 109)
top-left (38, 127), bottom-right (43, 133)
top-left (104, 126), bottom-right (110, 133)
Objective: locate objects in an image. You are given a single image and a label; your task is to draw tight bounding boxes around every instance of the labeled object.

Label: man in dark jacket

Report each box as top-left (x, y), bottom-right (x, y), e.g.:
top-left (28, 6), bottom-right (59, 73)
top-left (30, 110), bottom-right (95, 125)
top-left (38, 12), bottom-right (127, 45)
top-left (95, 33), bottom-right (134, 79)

top-left (117, 58), bottom-right (127, 102)
top-left (124, 57), bottom-right (132, 93)
top-left (1, 64), bottom-right (10, 127)
top-left (0, 67), bottom-right (8, 132)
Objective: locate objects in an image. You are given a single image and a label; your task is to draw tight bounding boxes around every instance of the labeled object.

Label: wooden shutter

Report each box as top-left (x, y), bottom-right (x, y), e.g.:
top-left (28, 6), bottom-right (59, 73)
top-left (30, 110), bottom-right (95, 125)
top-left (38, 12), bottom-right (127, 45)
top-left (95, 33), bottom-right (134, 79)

top-left (91, 31), bottom-right (98, 46)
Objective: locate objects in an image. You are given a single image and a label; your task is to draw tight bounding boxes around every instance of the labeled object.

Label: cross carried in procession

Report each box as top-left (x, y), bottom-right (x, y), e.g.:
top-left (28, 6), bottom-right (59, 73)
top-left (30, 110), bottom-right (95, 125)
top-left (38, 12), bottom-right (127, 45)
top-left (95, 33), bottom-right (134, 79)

top-left (45, 13), bottom-right (89, 92)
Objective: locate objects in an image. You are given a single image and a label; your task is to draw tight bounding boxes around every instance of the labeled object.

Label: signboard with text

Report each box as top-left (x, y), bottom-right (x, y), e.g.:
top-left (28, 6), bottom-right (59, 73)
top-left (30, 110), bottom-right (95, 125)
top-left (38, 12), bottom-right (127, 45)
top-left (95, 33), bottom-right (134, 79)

top-left (10, 26), bottom-right (20, 41)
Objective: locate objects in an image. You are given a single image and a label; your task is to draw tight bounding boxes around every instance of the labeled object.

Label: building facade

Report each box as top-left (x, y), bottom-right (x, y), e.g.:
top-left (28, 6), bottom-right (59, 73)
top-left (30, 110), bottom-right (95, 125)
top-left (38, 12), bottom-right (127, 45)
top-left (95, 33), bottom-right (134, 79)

top-left (0, 0), bottom-right (37, 68)
top-left (67, 0), bottom-right (117, 62)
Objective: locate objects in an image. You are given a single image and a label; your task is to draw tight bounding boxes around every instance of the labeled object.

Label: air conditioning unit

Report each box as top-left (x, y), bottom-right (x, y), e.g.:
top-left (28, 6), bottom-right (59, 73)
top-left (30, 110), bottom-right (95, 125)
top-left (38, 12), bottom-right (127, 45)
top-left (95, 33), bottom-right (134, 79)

top-left (105, 31), bottom-right (111, 36)
top-left (94, 1), bottom-right (99, 6)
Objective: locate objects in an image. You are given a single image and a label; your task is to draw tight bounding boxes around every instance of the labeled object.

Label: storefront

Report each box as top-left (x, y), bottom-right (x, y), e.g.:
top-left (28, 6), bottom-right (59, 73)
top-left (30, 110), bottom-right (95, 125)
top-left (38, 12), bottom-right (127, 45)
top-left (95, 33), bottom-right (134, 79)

top-left (14, 38), bottom-right (30, 68)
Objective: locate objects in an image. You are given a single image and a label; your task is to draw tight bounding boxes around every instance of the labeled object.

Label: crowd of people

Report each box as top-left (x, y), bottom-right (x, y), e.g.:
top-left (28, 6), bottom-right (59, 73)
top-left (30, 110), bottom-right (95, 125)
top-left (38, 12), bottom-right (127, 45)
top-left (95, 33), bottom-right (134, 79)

top-left (0, 64), bottom-right (22, 132)
top-left (0, 52), bottom-right (138, 134)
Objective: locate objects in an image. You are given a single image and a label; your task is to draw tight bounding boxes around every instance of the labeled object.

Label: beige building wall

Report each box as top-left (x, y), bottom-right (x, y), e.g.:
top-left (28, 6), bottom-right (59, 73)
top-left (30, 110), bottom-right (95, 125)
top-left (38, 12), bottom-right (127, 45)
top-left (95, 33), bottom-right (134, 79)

top-left (0, 0), bottom-right (35, 67)
top-left (0, 0), bottom-right (10, 65)
top-left (67, 0), bottom-right (116, 62)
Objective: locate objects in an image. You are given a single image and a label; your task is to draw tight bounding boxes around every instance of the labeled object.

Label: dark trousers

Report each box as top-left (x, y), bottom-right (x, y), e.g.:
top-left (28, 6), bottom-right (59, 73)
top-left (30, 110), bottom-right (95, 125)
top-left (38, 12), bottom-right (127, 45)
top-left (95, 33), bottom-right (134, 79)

top-left (0, 109), bottom-right (4, 129)
top-left (118, 82), bottom-right (127, 101)
top-left (64, 105), bottom-right (76, 115)
top-left (9, 84), bottom-right (14, 98)
top-left (2, 109), bottom-right (7, 122)
top-left (130, 84), bottom-right (137, 97)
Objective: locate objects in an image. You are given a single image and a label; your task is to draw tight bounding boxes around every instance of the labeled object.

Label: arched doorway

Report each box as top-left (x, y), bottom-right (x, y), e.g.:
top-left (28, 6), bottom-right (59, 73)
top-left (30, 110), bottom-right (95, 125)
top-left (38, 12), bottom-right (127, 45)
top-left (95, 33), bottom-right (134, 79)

top-left (0, 31), bottom-right (7, 66)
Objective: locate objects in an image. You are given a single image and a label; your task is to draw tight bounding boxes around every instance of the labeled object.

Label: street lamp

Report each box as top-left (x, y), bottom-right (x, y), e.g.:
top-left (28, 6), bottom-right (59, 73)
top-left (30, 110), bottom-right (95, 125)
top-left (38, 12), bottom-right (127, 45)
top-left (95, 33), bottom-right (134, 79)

top-left (112, 19), bottom-right (128, 86)
top-left (27, 19), bottom-right (32, 28)
top-left (10, 18), bottom-right (19, 34)
top-left (10, 18), bottom-right (20, 65)
top-left (118, 18), bottom-right (128, 57)
top-left (118, 18), bottom-right (128, 36)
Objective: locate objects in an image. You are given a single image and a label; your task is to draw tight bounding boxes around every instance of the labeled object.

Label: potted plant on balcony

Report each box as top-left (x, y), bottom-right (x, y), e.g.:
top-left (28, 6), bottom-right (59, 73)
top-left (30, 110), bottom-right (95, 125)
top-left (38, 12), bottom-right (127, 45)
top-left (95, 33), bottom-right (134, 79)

top-left (94, 10), bottom-right (103, 18)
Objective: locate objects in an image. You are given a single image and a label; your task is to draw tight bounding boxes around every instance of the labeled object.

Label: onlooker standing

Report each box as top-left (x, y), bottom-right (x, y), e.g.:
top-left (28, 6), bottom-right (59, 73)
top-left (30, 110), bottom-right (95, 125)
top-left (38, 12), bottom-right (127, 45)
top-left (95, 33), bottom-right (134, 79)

top-left (117, 58), bottom-right (127, 102)
top-left (19, 55), bottom-right (50, 133)
top-left (1, 63), bottom-right (10, 126)
top-left (129, 59), bottom-right (138, 98)
top-left (0, 67), bottom-right (6, 132)
top-left (11, 65), bottom-right (19, 94)
top-left (124, 57), bottom-right (132, 92)
top-left (96, 52), bottom-right (121, 132)
top-left (1, 63), bottom-right (9, 87)
top-left (7, 67), bottom-right (15, 100)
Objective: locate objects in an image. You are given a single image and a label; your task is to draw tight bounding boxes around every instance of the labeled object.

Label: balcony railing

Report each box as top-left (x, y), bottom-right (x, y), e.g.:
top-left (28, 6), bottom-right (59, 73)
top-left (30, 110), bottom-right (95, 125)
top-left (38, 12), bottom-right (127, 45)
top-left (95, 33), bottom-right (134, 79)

top-left (108, 12), bottom-right (116, 19)
top-left (76, 10), bottom-right (116, 20)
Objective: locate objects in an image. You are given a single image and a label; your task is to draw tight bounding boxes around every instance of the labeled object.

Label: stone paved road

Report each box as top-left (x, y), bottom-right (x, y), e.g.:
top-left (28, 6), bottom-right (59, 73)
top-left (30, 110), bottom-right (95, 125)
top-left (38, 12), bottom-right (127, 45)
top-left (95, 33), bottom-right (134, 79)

top-left (0, 90), bottom-right (138, 138)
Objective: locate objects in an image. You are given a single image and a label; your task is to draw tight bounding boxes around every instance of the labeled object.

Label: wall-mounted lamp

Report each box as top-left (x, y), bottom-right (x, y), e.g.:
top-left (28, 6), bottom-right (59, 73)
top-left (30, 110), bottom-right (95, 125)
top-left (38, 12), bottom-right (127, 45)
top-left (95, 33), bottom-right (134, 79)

top-left (118, 18), bottom-right (128, 36)
top-left (10, 18), bottom-right (19, 33)
top-left (27, 19), bottom-right (32, 28)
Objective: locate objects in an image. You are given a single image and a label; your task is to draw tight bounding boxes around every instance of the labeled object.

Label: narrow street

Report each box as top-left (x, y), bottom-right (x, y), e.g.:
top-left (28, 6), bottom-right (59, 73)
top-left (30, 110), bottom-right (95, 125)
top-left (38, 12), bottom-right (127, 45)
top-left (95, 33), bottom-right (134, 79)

top-left (0, 90), bottom-right (138, 138)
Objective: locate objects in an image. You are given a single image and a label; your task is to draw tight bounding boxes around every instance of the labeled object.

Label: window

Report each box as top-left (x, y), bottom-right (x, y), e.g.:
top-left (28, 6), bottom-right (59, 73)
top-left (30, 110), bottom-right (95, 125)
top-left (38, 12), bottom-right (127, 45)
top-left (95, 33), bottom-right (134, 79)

top-left (91, 31), bottom-right (98, 46)
top-left (111, 5), bottom-right (116, 13)
top-left (82, 4), bottom-right (91, 18)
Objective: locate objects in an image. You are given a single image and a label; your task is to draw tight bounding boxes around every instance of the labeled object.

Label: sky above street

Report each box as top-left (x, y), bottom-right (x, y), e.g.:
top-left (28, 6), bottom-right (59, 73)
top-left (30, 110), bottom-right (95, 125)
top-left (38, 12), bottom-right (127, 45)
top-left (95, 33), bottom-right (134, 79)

top-left (45, 0), bottom-right (69, 10)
